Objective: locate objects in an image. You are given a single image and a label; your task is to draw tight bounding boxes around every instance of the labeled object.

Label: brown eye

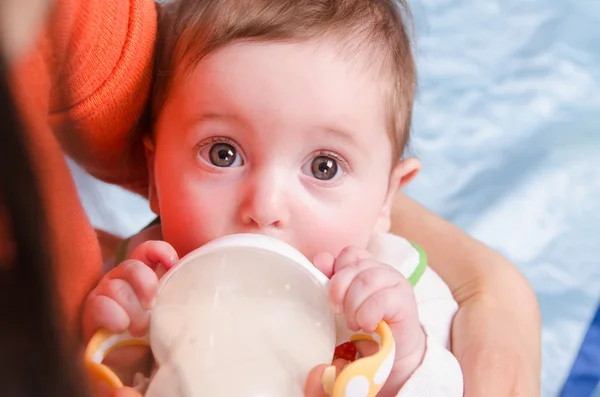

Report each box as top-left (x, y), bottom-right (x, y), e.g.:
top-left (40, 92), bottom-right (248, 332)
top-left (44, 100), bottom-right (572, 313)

top-left (310, 156), bottom-right (339, 180)
top-left (208, 143), bottom-right (241, 167)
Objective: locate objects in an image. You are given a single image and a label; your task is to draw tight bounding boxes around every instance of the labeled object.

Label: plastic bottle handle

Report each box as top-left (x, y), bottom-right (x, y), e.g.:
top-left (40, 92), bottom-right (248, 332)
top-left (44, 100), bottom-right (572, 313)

top-left (84, 321), bottom-right (395, 397)
top-left (84, 329), bottom-right (149, 389)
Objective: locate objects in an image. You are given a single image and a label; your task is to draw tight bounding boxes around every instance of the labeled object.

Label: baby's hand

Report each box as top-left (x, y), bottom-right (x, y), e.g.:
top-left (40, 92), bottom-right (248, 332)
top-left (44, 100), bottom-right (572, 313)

top-left (83, 241), bottom-right (179, 340)
top-left (328, 246), bottom-right (426, 396)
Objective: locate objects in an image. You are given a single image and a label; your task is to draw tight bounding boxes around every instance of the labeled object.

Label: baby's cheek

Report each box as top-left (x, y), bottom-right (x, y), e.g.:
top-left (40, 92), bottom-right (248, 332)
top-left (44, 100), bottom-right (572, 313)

top-left (161, 210), bottom-right (219, 256)
top-left (316, 228), bottom-right (372, 257)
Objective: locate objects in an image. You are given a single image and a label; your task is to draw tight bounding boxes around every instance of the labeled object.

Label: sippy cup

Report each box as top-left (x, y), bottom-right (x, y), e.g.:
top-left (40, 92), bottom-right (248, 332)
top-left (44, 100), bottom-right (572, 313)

top-left (85, 234), bottom-right (395, 397)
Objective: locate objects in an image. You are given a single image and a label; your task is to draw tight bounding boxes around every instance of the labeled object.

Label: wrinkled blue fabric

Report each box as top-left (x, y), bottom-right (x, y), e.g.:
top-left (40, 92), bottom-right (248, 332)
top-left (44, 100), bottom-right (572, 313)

top-left (404, 2), bottom-right (600, 396)
top-left (70, 1), bottom-right (600, 396)
top-left (561, 304), bottom-right (600, 397)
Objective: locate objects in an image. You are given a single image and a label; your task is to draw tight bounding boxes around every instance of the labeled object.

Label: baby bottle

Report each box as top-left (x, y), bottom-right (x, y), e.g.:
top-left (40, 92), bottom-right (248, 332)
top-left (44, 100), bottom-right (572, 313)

top-left (85, 234), bottom-right (395, 397)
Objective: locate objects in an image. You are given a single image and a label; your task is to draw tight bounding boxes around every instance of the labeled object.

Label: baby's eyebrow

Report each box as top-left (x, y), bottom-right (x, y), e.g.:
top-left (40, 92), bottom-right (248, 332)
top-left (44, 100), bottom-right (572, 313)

top-left (189, 112), bottom-right (239, 124)
top-left (184, 112), bottom-right (249, 132)
top-left (319, 127), bottom-right (359, 147)
top-left (322, 127), bottom-right (352, 140)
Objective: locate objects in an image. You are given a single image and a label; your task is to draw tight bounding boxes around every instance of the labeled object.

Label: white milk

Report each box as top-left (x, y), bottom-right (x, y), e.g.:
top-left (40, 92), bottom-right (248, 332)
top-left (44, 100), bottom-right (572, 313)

top-left (145, 248), bottom-right (337, 397)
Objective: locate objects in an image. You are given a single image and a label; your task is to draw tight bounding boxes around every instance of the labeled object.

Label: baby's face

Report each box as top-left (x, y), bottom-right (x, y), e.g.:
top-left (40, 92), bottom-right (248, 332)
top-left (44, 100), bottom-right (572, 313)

top-left (150, 39), bottom-right (417, 260)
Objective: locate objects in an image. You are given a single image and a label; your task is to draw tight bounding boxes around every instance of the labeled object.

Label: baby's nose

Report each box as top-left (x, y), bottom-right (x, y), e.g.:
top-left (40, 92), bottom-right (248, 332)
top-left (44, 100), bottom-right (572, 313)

top-left (239, 169), bottom-right (290, 229)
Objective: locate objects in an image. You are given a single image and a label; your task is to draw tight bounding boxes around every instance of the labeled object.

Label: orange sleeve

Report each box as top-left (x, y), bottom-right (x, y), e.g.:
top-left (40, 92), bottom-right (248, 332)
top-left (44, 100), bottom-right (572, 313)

top-left (8, 0), bottom-right (156, 340)
top-left (48, 0), bottom-right (157, 195)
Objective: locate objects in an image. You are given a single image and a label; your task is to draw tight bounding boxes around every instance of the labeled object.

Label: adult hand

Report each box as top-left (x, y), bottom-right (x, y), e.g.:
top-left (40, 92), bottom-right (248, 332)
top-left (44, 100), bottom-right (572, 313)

top-left (390, 193), bottom-right (541, 396)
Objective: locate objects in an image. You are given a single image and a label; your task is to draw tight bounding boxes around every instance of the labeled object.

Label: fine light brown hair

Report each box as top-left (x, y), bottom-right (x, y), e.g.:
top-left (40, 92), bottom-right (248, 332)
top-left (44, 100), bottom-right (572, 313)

top-left (152, 0), bottom-right (416, 160)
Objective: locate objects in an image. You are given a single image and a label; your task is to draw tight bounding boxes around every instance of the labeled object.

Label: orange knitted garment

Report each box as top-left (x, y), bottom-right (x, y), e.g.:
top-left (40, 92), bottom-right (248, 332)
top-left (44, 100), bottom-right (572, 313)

top-left (9, 0), bottom-right (156, 340)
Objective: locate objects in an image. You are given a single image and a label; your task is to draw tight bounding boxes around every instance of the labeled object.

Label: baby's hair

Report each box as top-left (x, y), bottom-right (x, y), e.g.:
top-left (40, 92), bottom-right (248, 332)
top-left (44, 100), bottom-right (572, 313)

top-left (152, 0), bottom-right (416, 160)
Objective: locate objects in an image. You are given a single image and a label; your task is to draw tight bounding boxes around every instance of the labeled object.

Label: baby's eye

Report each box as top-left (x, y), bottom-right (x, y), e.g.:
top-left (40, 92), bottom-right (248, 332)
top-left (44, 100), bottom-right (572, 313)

top-left (198, 142), bottom-right (244, 167)
top-left (301, 155), bottom-right (344, 181)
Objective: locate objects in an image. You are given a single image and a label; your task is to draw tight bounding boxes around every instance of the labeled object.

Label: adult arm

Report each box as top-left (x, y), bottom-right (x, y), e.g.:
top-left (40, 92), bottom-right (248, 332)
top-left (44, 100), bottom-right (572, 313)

top-left (47, 0), bottom-right (156, 194)
top-left (8, 0), bottom-right (156, 337)
top-left (389, 193), bottom-right (541, 397)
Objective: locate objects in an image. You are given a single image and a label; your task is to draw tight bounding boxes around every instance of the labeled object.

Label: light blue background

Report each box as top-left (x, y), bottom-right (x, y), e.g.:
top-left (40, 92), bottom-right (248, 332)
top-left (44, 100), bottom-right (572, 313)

top-left (405, 1), bottom-right (600, 396)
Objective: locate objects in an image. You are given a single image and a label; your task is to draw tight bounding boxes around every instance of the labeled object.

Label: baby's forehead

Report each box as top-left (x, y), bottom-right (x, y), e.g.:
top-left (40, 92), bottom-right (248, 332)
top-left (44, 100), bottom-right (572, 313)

top-left (177, 35), bottom-right (387, 84)
top-left (173, 39), bottom-right (389, 107)
top-left (173, 41), bottom-right (386, 122)
top-left (159, 24), bottom-right (394, 113)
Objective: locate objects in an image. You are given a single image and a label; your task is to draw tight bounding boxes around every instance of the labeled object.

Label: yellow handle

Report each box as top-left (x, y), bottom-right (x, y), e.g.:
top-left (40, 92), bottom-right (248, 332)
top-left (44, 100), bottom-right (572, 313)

top-left (84, 329), bottom-right (149, 391)
top-left (84, 321), bottom-right (395, 396)
top-left (330, 321), bottom-right (395, 397)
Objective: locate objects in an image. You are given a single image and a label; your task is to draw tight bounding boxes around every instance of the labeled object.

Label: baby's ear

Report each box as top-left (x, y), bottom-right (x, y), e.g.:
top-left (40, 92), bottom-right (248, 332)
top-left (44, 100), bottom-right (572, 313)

top-left (144, 136), bottom-right (160, 215)
top-left (375, 157), bottom-right (421, 233)
top-left (394, 157), bottom-right (421, 190)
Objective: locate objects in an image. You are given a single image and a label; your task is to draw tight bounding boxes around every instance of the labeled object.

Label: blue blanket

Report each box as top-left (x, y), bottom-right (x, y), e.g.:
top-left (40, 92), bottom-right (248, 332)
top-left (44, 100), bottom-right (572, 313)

top-left (404, 1), bottom-right (600, 396)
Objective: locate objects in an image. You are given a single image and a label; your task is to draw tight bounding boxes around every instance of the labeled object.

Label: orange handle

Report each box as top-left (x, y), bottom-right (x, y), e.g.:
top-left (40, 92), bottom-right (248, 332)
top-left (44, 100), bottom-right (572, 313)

top-left (84, 329), bottom-right (149, 391)
top-left (84, 322), bottom-right (395, 397)
top-left (330, 321), bottom-right (395, 397)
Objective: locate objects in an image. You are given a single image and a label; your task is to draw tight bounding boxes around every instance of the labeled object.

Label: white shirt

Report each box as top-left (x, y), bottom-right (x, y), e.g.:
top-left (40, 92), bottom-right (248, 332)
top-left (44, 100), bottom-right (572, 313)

top-left (366, 233), bottom-right (463, 397)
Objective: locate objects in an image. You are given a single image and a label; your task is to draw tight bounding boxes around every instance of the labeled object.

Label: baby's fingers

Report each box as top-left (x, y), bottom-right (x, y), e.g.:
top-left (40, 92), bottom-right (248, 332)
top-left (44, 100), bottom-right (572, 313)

top-left (343, 266), bottom-right (407, 332)
top-left (96, 278), bottom-right (151, 337)
top-left (333, 246), bottom-right (371, 273)
top-left (108, 260), bottom-right (158, 310)
top-left (84, 294), bottom-right (130, 338)
top-left (130, 240), bottom-right (178, 271)
top-left (328, 258), bottom-right (380, 318)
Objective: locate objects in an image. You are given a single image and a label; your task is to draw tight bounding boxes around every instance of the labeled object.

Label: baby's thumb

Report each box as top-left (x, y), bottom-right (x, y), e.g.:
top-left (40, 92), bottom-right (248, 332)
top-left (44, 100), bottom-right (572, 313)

top-left (312, 252), bottom-right (335, 279)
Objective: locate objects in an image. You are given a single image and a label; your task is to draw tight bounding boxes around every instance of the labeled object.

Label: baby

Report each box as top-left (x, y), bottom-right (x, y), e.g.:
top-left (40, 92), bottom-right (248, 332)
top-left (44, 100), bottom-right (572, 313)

top-left (83, 0), bottom-right (462, 395)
